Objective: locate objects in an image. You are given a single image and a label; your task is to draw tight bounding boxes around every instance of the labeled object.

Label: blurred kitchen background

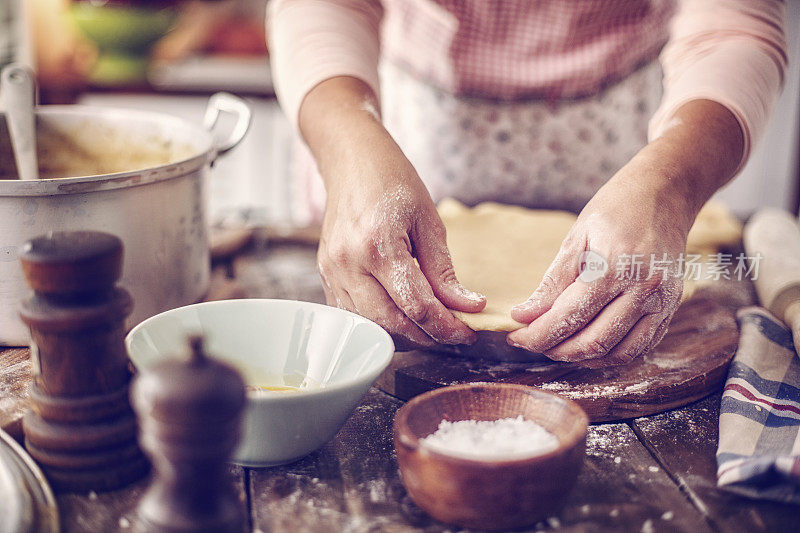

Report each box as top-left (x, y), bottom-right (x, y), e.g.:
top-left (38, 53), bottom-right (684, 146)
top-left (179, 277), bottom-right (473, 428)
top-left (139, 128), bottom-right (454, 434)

top-left (2, 0), bottom-right (799, 226)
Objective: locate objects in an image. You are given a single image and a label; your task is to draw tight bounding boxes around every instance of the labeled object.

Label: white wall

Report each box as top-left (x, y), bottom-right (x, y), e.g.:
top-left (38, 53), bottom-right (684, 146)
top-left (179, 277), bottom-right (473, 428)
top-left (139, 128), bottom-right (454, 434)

top-left (715, 0), bottom-right (800, 217)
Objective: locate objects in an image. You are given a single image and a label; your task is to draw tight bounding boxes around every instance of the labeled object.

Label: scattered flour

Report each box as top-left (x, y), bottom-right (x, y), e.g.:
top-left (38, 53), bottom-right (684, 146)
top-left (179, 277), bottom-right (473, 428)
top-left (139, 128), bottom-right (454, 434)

top-left (420, 416), bottom-right (559, 461)
top-left (538, 379), bottom-right (655, 399)
top-left (539, 381), bottom-right (570, 392)
top-left (546, 517), bottom-right (561, 529)
top-left (0, 357), bottom-right (32, 419)
top-left (364, 479), bottom-right (387, 503)
top-left (645, 354), bottom-right (687, 370)
top-left (585, 424), bottom-right (631, 458)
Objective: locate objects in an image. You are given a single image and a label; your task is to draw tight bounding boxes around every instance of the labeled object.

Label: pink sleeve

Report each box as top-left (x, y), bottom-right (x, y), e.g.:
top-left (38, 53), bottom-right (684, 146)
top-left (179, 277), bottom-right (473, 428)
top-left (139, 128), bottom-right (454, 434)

top-left (267, 0), bottom-right (383, 130)
top-left (649, 0), bottom-right (787, 172)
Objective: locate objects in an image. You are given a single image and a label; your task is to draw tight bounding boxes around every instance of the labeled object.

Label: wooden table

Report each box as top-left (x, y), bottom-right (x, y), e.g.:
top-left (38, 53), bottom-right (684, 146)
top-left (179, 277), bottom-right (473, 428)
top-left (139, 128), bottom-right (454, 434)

top-left (2, 239), bottom-right (799, 533)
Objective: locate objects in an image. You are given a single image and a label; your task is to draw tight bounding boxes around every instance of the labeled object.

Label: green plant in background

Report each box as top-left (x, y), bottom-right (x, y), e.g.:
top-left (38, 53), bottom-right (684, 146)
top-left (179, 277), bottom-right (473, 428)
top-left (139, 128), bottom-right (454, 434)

top-left (70, 1), bottom-right (177, 85)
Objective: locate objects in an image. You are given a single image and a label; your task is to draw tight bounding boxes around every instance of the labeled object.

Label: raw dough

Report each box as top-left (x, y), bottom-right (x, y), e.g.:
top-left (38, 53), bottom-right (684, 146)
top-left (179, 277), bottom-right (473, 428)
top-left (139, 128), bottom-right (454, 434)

top-left (686, 201), bottom-right (743, 257)
top-left (439, 199), bottom-right (575, 332)
top-left (439, 199), bottom-right (742, 332)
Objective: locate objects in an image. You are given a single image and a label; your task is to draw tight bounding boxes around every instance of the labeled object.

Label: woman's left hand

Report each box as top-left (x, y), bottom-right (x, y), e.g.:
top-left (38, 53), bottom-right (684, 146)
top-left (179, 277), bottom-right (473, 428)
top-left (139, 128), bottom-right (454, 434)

top-left (506, 151), bottom-right (698, 368)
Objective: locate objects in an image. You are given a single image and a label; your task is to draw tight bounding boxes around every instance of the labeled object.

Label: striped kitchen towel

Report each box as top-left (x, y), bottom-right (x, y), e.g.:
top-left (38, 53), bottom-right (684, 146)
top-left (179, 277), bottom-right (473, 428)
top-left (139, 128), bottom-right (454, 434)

top-left (716, 307), bottom-right (800, 503)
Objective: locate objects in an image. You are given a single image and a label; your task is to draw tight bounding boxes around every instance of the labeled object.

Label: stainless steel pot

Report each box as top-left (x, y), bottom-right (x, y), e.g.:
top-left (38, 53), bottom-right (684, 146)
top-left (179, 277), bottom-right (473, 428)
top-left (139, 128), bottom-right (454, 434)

top-left (0, 93), bottom-right (251, 345)
top-left (0, 428), bottom-right (58, 533)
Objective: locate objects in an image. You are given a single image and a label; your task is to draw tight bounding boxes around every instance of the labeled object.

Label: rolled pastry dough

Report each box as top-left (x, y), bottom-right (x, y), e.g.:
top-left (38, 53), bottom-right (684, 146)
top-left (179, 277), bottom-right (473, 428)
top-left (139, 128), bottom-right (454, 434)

top-left (439, 199), bottom-right (742, 332)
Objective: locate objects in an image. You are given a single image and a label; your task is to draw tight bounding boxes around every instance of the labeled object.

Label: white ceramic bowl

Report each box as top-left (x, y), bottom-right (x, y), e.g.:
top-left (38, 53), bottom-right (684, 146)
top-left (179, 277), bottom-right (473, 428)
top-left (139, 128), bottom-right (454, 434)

top-left (126, 299), bottom-right (395, 466)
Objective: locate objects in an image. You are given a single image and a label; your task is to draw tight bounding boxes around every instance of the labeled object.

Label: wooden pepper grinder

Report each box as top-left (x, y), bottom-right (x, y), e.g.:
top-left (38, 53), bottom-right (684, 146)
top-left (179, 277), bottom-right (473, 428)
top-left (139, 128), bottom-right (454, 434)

top-left (131, 336), bottom-right (246, 533)
top-left (18, 231), bottom-right (148, 492)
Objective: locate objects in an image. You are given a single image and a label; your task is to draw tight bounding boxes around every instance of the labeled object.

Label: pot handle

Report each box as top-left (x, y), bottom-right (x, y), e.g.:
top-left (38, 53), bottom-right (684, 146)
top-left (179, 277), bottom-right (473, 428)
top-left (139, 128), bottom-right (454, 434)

top-left (203, 92), bottom-right (252, 159)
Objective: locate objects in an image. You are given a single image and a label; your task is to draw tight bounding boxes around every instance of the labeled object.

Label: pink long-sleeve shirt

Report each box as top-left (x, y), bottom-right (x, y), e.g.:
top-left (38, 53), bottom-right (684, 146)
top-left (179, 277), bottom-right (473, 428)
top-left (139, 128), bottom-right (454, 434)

top-left (268, 0), bottom-right (787, 169)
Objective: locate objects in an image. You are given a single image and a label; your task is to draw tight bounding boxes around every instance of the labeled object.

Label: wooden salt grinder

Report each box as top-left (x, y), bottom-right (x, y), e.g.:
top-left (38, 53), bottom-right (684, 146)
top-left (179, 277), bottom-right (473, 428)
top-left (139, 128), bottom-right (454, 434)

top-left (18, 231), bottom-right (148, 492)
top-left (131, 336), bottom-right (246, 533)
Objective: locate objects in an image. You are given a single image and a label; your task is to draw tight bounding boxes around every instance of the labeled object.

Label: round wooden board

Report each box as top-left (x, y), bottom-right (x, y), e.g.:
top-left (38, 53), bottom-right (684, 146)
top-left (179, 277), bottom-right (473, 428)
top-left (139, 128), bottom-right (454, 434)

top-left (375, 294), bottom-right (742, 423)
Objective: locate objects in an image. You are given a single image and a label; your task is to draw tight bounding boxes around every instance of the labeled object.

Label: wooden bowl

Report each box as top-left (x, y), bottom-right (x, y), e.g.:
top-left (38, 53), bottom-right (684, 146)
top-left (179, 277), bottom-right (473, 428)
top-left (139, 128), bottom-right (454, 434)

top-left (393, 383), bottom-right (588, 530)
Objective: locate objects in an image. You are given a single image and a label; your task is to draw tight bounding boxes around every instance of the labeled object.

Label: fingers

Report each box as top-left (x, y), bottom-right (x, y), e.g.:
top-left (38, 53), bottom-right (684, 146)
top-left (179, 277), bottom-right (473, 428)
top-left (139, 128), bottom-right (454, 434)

top-left (346, 274), bottom-right (436, 349)
top-left (540, 291), bottom-right (647, 363)
top-left (506, 277), bottom-right (621, 353)
top-left (511, 234), bottom-right (585, 323)
top-left (372, 249), bottom-right (478, 345)
top-left (578, 313), bottom-right (666, 369)
top-left (321, 257), bottom-right (436, 349)
top-left (580, 280), bottom-right (678, 368)
top-left (646, 316), bottom-right (671, 353)
top-left (319, 264), bottom-right (346, 307)
top-left (319, 222), bottom-right (476, 346)
top-left (412, 218), bottom-right (486, 313)
top-left (321, 271), bottom-right (356, 311)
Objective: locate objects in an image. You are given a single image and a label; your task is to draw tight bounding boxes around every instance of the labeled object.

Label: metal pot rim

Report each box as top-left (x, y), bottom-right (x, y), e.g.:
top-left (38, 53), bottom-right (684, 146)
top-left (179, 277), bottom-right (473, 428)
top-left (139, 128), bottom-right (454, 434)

top-left (0, 96), bottom-right (250, 197)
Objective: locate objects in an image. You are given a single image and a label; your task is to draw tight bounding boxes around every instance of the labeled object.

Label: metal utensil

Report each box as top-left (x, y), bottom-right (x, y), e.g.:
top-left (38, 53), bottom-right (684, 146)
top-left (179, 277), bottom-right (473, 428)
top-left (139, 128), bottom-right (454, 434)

top-left (0, 428), bottom-right (59, 533)
top-left (1, 64), bottom-right (38, 180)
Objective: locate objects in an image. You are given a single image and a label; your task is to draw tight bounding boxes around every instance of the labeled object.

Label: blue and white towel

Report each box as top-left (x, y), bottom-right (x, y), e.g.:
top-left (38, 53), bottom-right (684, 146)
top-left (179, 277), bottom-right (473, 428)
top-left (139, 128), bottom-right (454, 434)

top-left (717, 307), bottom-right (800, 503)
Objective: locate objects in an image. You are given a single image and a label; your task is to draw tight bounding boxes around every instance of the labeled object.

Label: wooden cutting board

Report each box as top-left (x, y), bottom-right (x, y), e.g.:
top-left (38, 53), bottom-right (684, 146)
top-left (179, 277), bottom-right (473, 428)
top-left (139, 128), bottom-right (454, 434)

top-left (376, 285), bottom-right (750, 422)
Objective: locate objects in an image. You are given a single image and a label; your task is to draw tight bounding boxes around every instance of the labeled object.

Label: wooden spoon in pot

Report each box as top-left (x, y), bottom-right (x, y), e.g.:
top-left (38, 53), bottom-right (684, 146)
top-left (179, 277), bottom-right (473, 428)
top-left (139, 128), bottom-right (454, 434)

top-left (1, 64), bottom-right (39, 180)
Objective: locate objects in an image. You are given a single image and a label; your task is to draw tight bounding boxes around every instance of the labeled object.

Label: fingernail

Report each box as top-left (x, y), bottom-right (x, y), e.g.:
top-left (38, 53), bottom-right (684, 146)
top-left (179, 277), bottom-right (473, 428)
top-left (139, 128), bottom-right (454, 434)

top-left (447, 329), bottom-right (477, 345)
top-left (467, 291), bottom-right (486, 303)
top-left (453, 283), bottom-right (485, 303)
top-left (413, 337), bottom-right (437, 349)
top-left (512, 297), bottom-right (536, 312)
top-left (507, 337), bottom-right (525, 349)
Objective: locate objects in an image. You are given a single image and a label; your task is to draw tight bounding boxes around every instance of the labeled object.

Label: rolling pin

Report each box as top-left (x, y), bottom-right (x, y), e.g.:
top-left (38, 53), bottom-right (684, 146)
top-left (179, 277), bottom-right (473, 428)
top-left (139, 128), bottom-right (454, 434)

top-left (743, 208), bottom-right (800, 352)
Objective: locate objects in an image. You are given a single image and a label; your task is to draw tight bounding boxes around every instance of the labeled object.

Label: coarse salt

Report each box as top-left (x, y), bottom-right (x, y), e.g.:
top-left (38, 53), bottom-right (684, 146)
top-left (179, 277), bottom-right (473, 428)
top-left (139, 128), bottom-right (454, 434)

top-left (419, 415), bottom-right (559, 461)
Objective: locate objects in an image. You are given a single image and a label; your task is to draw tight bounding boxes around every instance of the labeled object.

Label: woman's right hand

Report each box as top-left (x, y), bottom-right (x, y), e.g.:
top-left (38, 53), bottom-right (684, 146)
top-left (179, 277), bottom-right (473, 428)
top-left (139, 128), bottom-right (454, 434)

top-left (302, 78), bottom-right (485, 350)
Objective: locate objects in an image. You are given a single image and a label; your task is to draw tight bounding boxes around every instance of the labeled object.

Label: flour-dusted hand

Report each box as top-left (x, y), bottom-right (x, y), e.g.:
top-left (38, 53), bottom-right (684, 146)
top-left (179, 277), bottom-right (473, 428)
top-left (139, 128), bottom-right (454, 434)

top-left (506, 159), bottom-right (687, 367)
top-left (506, 99), bottom-right (746, 367)
top-left (319, 176), bottom-right (485, 349)
top-left (303, 78), bottom-right (485, 350)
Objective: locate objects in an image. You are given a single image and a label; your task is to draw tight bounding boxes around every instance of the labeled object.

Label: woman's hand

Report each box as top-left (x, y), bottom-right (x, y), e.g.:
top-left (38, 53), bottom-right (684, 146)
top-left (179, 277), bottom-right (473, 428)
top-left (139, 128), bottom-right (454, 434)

top-left (508, 100), bottom-right (743, 368)
top-left (319, 151), bottom-right (485, 349)
top-left (302, 77), bottom-right (485, 350)
top-left (506, 99), bottom-right (745, 367)
top-left (506, 156), bottom-right (690, 367)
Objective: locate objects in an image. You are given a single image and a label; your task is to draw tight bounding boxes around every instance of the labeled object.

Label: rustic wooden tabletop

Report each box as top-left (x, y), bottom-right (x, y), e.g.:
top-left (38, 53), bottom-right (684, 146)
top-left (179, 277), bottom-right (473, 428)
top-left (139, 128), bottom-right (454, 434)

top-left (2, 238), bottom-right (799, 533)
